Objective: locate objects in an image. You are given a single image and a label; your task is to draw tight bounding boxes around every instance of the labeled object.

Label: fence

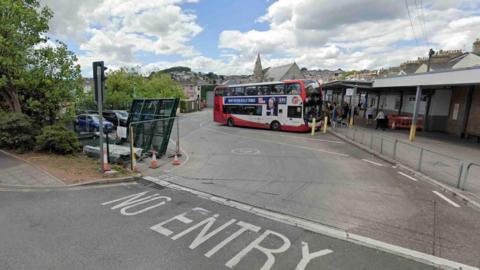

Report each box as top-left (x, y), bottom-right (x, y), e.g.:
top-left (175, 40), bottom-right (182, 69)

top-left (332, 125), bottom-right (480, 197)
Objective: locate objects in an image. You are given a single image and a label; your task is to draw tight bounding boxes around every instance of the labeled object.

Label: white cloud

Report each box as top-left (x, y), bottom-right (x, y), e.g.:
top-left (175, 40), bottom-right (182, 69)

top-left (42, 0), bottom-right (480, 75)
top-left (218, 0), bottom-right (480, 72)
top-left (41, 0), bottom-right (202, 74)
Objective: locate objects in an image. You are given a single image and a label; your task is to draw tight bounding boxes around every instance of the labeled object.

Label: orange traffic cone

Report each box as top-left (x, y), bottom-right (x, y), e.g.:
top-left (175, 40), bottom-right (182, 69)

top-left (172, 154), bottom-right (181, 166)
top-left (150, 151), bottom-right (159, 169)
top-left (102, 148), bottom-right (111, 171)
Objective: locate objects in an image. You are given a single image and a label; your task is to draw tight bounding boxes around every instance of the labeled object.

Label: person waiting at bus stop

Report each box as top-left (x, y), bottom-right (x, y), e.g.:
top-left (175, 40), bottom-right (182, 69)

top-left (375, 109), bottom-right (386, 130)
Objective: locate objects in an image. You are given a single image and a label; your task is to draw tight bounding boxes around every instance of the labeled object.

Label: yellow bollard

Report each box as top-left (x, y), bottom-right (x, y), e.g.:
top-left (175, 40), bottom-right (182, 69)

top-left (311, 118), bottom-right (316, 136)
top-left (349, 115), bottom-right (354, 128)
top-left (323, 116), bottom-right (328, 133)
top-left (409, 124), bottom-right (416, 141)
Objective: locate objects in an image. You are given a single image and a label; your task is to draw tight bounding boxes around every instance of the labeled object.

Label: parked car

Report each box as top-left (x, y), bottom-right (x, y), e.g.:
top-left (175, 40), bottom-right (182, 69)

top-left (103, 110), bottom-right (129, 127)
top-left (75, 114), bottom-right (114, 133)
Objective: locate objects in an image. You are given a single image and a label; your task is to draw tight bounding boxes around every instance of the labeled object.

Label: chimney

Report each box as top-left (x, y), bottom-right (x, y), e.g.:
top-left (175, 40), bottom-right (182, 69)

top-left (473, 38), bottom-right (480, 54)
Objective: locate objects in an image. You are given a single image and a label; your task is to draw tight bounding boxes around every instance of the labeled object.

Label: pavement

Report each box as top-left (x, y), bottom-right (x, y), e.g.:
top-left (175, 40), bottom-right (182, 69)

top-left (353, 116), bottom-right (480, 163)
top-left (0, 150), bottom-right (64, 186)
top-left (144, 109), bottom-right (480, 267)
top-left (0, 181), bottom-right (446, 270)
top-left (329, 123), bottom-right (480, 202)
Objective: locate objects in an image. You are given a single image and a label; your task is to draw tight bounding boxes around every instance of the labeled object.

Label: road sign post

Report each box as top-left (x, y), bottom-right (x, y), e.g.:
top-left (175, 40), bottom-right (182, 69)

top-left (93, 61), bottom-right (108, 172)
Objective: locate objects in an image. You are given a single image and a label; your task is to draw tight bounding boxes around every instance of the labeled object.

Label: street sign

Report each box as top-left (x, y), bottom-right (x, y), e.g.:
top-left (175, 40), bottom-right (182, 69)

top-left (92, 61), bottom-right (107, 105)
top-left (345, 88), bottom-right (354, 96)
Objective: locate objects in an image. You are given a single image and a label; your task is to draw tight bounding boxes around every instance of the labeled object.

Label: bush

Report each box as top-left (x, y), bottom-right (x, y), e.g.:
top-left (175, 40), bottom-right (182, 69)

top-left (35, 125), bottom-right (81, 154)
top-left (0, 112), bottom-right (35, 152)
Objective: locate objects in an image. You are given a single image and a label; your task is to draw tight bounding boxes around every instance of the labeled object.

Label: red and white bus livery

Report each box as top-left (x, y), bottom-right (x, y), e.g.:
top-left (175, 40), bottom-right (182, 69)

top-left (213, 79), bottom-right (323, 132)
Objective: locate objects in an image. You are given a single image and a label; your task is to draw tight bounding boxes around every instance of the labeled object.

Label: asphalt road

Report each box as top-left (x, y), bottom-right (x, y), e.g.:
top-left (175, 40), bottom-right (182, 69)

top-left (0, 182), bottom-right (435, 270)
top-left (155, 109), bottom-right (480, 267)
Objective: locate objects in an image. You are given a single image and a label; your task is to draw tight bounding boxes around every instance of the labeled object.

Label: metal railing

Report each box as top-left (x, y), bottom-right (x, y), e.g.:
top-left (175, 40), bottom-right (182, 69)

top-left (332, 125), bottom-right (480, 196)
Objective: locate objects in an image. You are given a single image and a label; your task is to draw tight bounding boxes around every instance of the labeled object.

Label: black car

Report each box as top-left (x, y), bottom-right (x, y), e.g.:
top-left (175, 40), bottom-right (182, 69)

top-left (103, 110), bottom-right (129, 127)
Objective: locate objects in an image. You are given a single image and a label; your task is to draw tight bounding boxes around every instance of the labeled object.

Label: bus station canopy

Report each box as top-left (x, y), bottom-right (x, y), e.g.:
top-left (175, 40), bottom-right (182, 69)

top-left (373, 66), bottom-right (480, 88)
top-left (321, 80), bottom-right (374, 90)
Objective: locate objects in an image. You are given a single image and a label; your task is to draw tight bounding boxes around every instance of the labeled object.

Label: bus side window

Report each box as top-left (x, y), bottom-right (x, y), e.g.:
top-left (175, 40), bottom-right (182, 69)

top-left (225, 87), bottom-right (234, 96)
top-left (286, 83), bottom-right (301, 95)
top-left (256, 106), bottom-right (262, 116)
top-left (287, 106), bottom-right (302, 118)
top-left (245, 86), bottom-right (257, 96)
top-left (235, 87), bottom-right (245, 96)
top-left (258, 85), bottom-right (269, 95)
top-left (272, 84), bottom-right (285, 95)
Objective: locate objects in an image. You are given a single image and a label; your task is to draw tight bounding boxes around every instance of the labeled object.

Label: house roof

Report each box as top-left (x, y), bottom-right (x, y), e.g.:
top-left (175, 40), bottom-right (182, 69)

top-left (264, 63), bottom-right (295, 81)
top-left (373, 66), bottom-right (480, 88)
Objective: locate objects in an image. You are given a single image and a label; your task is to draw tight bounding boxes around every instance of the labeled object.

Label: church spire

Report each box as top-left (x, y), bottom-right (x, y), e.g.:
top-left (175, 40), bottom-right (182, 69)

top-left (253, 53), bottom-right (263, 82)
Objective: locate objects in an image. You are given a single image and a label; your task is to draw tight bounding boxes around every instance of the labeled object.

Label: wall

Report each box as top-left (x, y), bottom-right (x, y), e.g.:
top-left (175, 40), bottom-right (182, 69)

top-left (466, 86), bottom-right (480, 136)
top-left (446, 86), bottom-right (469, 136)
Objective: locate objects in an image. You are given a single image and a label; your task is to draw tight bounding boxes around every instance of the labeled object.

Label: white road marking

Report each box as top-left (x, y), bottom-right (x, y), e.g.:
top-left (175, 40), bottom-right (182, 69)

top-left (295, 242), bottom-right (333, 270)
top-left (225, 229), bottom-right (291, 270)
top-left (146, 176), bottom-right (478, 270)
top-left (433, 191), bottom-right (461, 208)
top-left (204, 221), bottom-right (261, 258)
top-left (397, 172), bottom-right (418, 182)
top-left (203, 126), bottom-right (349, 158)
top-left (101, 191), bottom-right (171, 216)
top-left (361, 159), bottom-right (384, 167)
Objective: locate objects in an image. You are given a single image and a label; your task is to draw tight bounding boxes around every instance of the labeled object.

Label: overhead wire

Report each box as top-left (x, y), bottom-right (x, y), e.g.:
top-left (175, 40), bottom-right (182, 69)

top-left (404, 0), bottom-right (419, 46)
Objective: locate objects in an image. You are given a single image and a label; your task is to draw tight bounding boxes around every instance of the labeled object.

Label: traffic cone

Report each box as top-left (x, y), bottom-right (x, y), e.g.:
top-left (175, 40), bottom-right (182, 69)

top-left (150, 151), bottom-right (159, 169)
top-left (172, 154), bottom-right (181, 166)
top-left (102, 148), bottom-right (111, 171)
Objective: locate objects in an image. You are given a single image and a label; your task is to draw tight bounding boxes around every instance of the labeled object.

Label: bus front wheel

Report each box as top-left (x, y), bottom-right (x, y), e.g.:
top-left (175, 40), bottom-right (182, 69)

top-left (227, 118), bottom-right (234, 127)
top-left (270, 121), bottom-right (281, 131)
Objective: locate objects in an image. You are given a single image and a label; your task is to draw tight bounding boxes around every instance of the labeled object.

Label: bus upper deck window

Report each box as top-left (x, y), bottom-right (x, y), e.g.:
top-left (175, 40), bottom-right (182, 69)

top-left (235, 87), bottom-right (245, 96)
top-left (272, 84), bottom-right (285, 95)
top-left (286, 83), bottom-right (301, 95)
top-left (245, 86), bottom-right (257, 96)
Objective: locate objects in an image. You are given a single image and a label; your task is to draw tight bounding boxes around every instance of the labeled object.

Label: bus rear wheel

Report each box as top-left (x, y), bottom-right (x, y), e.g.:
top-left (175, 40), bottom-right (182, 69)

top-left (227, 118), bottom-right (234, 127)
top-left (270, 121), bottom-right (281, 131)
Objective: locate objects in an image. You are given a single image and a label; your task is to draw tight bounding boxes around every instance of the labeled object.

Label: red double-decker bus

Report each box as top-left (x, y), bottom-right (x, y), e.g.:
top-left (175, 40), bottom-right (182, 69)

top-left (213, 79), bottom-right (323, 132)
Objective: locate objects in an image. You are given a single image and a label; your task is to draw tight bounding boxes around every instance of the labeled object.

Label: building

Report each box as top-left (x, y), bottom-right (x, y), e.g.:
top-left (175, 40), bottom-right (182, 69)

top-left (323, 67), bottom-right (480, 139)
top-left (253, 53), bottom-right (263, 82)
top-left (251, 54), bottom-right (304, 82)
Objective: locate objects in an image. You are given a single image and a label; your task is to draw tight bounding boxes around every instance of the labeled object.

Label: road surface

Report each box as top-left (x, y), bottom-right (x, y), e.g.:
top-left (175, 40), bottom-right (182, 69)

top-left (0, 182), bottom-right (437, 270)
top-left (152, 109), bottom-right (480, 267)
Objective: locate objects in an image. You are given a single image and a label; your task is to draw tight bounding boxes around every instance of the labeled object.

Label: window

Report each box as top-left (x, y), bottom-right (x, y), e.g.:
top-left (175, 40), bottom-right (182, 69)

top-left (223, 105), bottom-right (262, 116)
top-left (245, 86), bottom-right (258, 96)
top-left (258, 85), bottom-right (271, 95)
top-left (225, 87), bottom-right (235, 96)
top-left (234, 87), bottom-right (245, 96)
top-left (271, 84), bottom-right (285, 95)
top-left (286, 83), bottom-right (301, 95)
top-left (287, 106), bottom-right (302, 118)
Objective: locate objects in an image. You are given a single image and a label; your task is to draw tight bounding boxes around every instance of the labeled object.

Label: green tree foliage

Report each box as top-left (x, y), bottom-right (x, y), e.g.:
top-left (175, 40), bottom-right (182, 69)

top-left (103, 68), bottom-right (185, 110)
top-left (22, 41), bottom-right (83, 125)
top-left (35, 124), bottom-right (81, 154)
top-left (0, 0), bottom-right (52, 112)
top-left (0, 112), bottom-right (35, 152)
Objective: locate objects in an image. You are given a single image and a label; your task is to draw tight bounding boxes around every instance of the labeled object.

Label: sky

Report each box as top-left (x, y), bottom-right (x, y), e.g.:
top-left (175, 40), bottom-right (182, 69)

top-left (39, 0), bottom-right (480, 77)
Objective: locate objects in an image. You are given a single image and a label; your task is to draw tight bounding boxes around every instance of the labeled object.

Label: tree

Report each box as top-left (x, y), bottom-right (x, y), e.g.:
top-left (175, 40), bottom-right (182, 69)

top-left (21, 41), bottom-right (83, 125)
top-left (103, 68), bottom-right (185, 110)
top-left (0, 0), bottom-right (52, 112)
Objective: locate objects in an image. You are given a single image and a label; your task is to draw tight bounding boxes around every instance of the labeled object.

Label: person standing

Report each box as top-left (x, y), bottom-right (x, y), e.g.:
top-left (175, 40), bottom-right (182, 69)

top-left (375, 109), bottom-right (386, 130)
top-left (331, 102), bottom-right (337, 128)
top-left (366, 105), bottom-right (374, 125)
